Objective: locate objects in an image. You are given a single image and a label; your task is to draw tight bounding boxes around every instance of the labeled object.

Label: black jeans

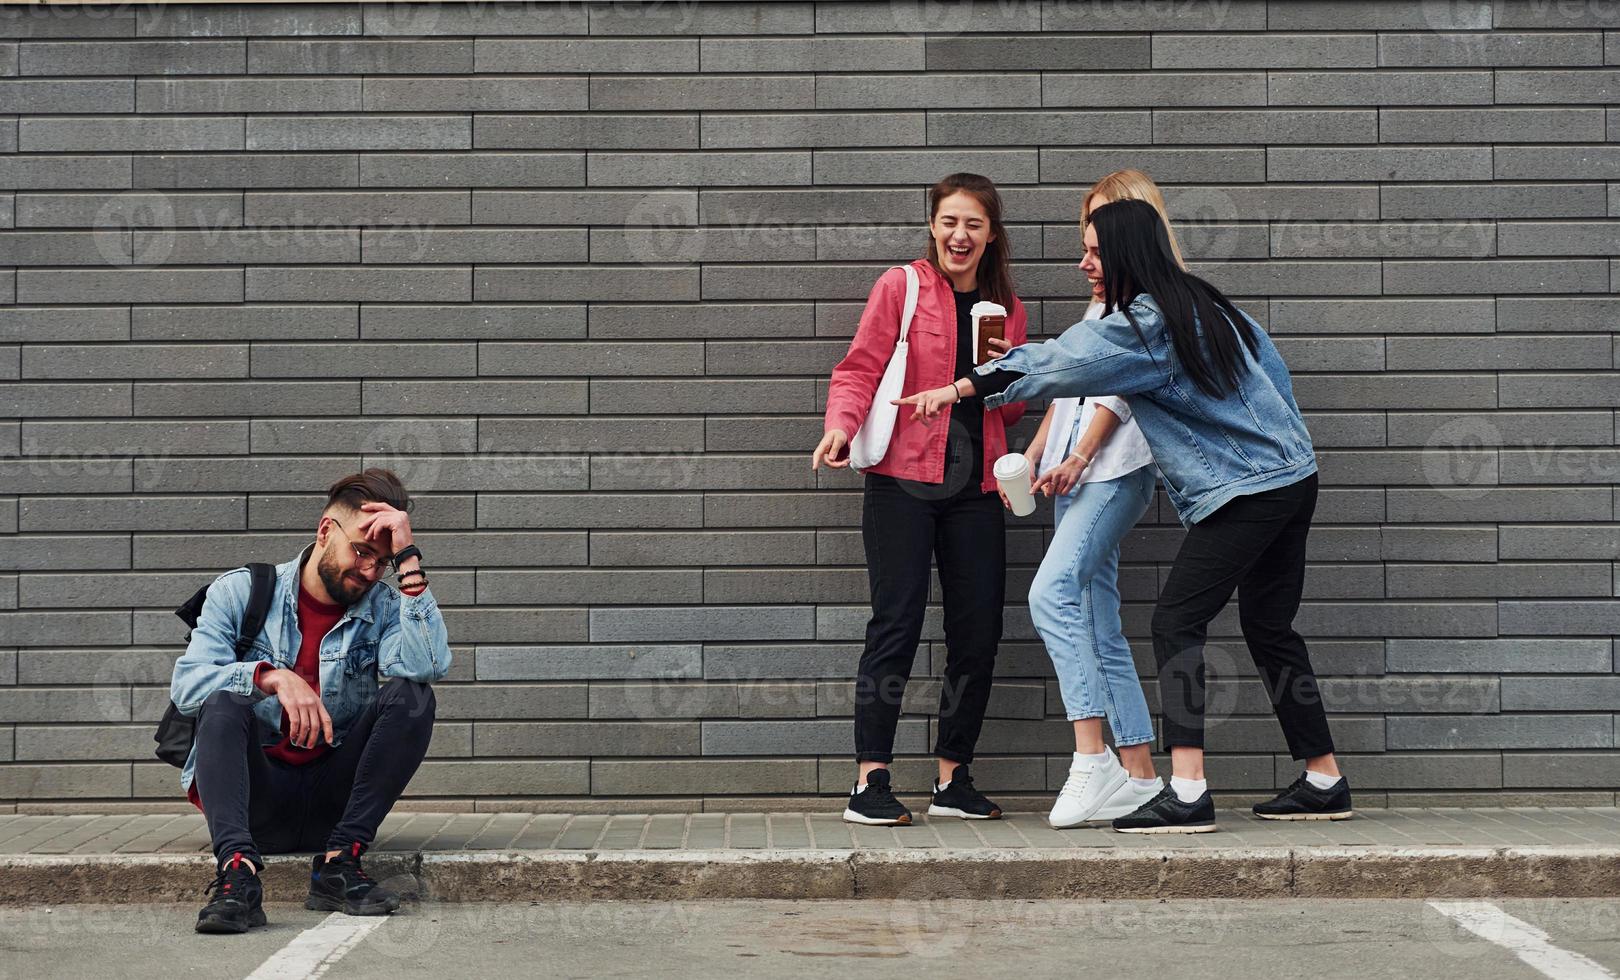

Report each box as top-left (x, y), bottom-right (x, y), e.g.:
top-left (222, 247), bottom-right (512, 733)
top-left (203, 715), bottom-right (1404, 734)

top-left (193, 678), bottom-right (436, 869)
top-left (854, 471), bottom-right (1005, 765)
top-left (1152, 472), bottom-right (1334, 760)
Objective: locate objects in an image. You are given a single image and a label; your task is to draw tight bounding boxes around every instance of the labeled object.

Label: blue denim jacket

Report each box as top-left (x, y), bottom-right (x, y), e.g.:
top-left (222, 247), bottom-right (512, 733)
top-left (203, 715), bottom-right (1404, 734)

top-left (169, 544), bottom-right (452, 793)
top-left (975, 294), bottom-right (1317, 527)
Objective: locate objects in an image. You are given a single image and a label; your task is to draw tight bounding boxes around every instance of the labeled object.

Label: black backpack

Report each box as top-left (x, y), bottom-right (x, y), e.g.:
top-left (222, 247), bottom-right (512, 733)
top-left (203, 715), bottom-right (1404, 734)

top-left (153, 563), bottom-right (277, 767)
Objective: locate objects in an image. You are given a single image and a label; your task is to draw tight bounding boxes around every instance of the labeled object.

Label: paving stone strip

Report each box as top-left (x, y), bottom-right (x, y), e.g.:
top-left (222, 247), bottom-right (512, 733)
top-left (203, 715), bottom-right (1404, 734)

top-left (0, 808), bottom-right (1615, 903)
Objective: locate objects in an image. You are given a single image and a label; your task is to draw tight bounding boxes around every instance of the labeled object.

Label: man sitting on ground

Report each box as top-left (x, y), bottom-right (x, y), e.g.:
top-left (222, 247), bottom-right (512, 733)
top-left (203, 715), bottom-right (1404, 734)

top-left (170, 468), bottom-right (450, 933)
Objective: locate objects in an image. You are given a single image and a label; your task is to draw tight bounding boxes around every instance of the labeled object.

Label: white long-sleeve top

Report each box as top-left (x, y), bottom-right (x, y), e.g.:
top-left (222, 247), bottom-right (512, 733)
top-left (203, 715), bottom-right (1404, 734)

top-left (1035, 301), bottom-right (1156, 487)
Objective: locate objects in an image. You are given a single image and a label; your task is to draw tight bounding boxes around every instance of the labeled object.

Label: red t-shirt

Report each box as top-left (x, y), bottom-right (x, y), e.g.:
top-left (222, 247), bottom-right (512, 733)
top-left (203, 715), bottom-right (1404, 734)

top-left (187, 582), bottom-right (345, 811)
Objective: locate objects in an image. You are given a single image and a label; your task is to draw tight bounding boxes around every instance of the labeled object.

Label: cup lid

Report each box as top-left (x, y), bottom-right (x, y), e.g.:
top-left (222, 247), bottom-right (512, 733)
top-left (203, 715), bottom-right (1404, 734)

top-left (992, 453), bottom-right (1028, 479)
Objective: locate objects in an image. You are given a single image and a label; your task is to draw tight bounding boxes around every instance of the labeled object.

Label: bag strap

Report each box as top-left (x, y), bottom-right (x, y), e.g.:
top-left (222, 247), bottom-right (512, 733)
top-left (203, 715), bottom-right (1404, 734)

top-left (896, 264), bottom-right (919, 344)
top-left (232, 562), bottom-right (277, 660)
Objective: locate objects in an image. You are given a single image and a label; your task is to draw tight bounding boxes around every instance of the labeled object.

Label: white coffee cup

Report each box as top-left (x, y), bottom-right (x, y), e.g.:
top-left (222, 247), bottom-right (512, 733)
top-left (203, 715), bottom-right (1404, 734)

top-left (993, 453), bottom-right (1037, 517)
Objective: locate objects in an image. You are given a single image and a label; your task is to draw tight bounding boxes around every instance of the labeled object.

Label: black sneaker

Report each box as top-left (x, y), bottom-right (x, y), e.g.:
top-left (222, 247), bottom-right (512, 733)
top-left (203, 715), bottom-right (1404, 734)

top-left (306, 842), bottom-right (401, 915)
top-left (1254, 774), bottom-right (1353, 821)
top-left (842, 767), bottom-right (913, 826)
top-left (927, 764), bottom-right (1003, 820)
top-left (1112, 786), bottom-right (1217, 834)
top-left (196, 851), bottom-right (266, 934)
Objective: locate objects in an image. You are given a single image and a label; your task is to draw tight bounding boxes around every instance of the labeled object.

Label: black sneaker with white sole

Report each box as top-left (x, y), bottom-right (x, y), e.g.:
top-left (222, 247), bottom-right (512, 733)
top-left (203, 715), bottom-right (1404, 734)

top-left (1254, 775), bottom-right (1353, 821)
top-left (1111, 786), bottom-right (1217, 834)
top-left (843, 767), bottom-right (913, 826)
top-left (928, 764), bottom-right (1002, 820)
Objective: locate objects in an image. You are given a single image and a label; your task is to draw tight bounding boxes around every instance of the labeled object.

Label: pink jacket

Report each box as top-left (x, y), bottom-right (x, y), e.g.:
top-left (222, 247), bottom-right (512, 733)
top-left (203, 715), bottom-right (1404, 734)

top-left (824, 259), bottom-right (1028, 493)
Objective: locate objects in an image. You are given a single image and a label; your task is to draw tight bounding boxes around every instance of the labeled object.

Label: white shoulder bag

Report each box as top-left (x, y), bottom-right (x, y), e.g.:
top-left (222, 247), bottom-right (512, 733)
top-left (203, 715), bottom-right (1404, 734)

top-left (848, 265), bottom-right (919, 471)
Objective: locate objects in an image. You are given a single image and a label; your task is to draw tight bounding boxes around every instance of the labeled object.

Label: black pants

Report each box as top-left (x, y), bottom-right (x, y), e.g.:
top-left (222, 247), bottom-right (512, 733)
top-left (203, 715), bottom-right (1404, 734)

top-left (193, 678), bottom-right (436, 869)
top-left (854, 471), bottom-right (1005, 765)
top-left (1152, 472), bottom-right (1334, 760)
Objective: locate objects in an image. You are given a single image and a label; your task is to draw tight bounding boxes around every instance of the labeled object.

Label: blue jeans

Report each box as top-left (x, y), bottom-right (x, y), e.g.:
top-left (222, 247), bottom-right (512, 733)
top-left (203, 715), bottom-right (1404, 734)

top-left (1029, 465), bottom-right (1156, 747)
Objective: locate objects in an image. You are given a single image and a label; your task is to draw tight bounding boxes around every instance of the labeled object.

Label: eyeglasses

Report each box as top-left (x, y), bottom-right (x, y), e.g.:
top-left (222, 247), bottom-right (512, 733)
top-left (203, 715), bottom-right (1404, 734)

top-left (326, 519), bottom-right (392, 574)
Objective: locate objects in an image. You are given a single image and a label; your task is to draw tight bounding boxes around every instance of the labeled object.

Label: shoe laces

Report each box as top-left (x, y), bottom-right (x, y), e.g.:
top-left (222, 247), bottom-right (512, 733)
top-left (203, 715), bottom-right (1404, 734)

top-left (1058, 766), bottom-right (1094, 802)
top-left (331, 859), bottom-right (374, 886)
top-left (331, 842), bottom-right (373, 884)
top-left (945, 769), bottom-right (979, 796)
top-left (205, 852), bottom-right (252, 897)
top-left (1143, 785), bottom-right (1176, 809)
top-left (862, 780), bottom-right (900, 805)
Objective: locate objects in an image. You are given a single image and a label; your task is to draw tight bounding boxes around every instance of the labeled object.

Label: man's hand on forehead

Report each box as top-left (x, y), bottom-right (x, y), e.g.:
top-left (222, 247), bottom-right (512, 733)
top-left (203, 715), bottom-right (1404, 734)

top-left (355, 500), bottom-right (413, 554)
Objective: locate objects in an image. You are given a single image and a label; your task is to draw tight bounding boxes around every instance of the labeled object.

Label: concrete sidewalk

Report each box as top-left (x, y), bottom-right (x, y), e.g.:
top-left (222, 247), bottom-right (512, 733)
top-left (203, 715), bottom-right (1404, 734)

top-left (2, 808), bottom-right (1617, 903)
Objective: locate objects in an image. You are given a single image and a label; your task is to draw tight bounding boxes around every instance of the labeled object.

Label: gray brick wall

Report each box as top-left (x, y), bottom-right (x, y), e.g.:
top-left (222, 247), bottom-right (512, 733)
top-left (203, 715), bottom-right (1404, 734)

top-left (1, 0), bottom-right (1616, 811)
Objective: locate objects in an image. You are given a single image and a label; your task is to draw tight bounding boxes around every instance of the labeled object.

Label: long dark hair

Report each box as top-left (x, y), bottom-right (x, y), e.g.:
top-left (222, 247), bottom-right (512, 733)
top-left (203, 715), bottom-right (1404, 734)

top-left (1089, 198), bottom-right (1258, 397)
top-left (925, 172), bottom-right (1015, 311)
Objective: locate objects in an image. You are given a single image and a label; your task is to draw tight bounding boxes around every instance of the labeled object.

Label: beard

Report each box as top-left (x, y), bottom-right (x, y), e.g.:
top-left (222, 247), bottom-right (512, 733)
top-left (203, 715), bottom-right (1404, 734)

top-left (316, 542), bottom-right (372, 606)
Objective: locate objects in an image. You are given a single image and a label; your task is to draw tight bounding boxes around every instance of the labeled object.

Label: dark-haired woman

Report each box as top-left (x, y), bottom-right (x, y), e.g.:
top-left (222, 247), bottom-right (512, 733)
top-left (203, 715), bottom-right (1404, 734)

top-left (812, 173), bottom-right (1028, 825)
top-left (898, 198), bottom-right (1350, 833)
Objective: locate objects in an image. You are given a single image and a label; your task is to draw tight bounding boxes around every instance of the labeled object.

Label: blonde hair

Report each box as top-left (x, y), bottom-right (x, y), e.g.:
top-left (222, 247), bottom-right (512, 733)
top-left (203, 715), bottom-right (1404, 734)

top-left (1081, 169), bottom-right (1187, 269)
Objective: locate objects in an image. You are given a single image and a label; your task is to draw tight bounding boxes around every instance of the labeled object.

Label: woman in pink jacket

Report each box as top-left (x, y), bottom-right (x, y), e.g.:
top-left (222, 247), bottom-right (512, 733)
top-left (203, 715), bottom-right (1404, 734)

top-left (811, 172), bottom-right (1028, 826)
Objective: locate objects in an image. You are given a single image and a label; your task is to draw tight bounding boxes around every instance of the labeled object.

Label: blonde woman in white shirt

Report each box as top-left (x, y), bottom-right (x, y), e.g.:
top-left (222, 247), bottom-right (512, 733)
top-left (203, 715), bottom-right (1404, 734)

top-left (1026, 170), bottom-right (1187, 828)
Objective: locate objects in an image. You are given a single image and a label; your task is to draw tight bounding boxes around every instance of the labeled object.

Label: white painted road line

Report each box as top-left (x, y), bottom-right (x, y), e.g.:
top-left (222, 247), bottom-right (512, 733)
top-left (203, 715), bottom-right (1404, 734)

top-left (1428, 901), bottom-right (1617, 980)
top-left (244, 912), bottom-right (389, 980)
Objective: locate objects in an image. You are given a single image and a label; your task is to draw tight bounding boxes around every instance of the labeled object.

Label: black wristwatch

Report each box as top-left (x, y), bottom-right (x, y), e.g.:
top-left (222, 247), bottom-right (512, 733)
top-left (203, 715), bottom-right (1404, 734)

top-left (391, 544), bottom-right (423, 572)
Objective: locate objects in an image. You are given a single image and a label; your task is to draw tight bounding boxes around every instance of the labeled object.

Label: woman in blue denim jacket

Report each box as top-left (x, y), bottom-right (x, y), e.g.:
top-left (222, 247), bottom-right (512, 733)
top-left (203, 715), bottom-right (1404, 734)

top-left (898, 199), bottom-right (1351, 833)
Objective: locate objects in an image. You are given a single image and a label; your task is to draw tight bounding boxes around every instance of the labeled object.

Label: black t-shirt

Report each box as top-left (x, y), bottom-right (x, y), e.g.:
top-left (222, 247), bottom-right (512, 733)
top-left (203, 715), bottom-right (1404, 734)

top-left (948, 287), bottom-right (985, 490)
